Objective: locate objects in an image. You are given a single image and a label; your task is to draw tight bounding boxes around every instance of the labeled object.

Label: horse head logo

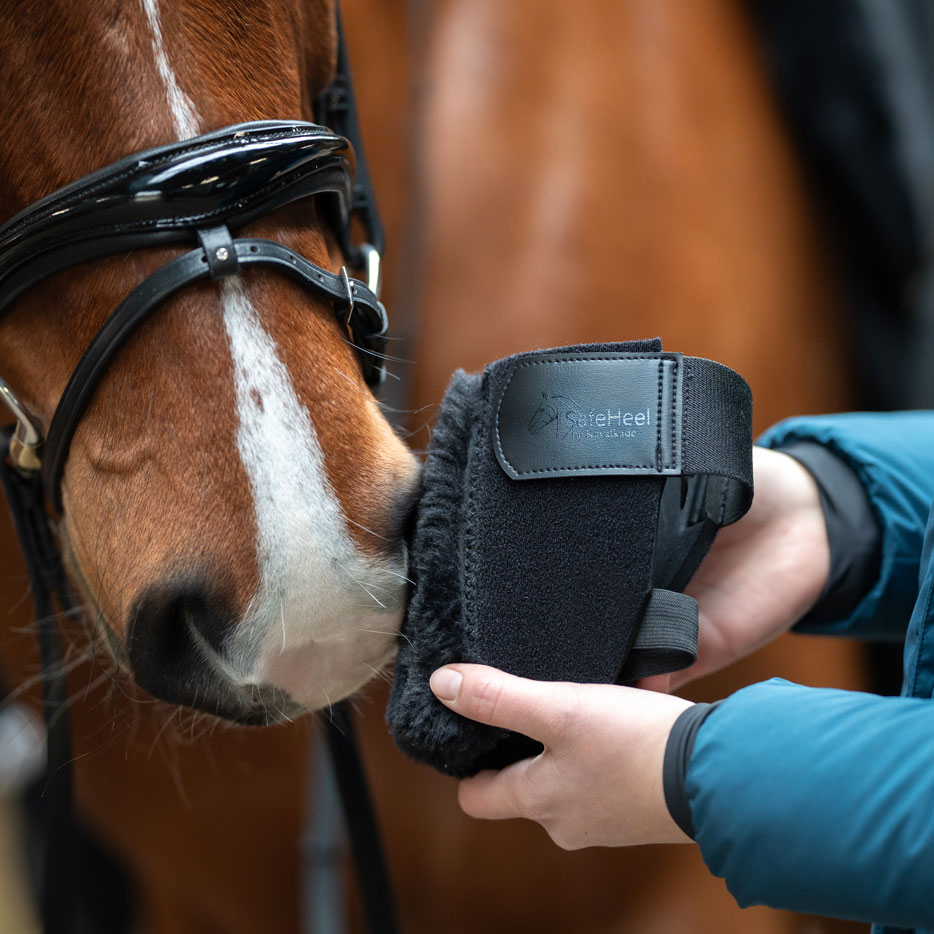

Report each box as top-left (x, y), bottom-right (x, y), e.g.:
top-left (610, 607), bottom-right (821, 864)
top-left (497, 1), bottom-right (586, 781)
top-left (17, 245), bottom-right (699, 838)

top-left (527, 391), bottom-right (582, 438)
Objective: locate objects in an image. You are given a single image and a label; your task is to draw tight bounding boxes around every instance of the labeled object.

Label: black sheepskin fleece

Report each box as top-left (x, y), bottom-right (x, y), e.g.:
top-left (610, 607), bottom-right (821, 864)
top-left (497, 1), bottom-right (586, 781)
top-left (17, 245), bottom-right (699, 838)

top-left (385, 369), bottom-right (530, 776)
top-left (387, 340), bottom-right (669, 778)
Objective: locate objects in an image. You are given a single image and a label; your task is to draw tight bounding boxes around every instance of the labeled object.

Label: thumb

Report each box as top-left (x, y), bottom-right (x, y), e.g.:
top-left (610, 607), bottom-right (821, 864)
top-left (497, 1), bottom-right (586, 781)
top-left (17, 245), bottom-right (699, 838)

top-left (430, 664), bottom-right (577, 745)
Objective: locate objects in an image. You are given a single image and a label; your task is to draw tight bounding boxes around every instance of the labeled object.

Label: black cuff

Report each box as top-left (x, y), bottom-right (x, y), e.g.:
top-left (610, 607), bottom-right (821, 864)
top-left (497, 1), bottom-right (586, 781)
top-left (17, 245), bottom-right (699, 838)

top-left (778, 442), bottom-right (882, 622)
top-left (662, 701), bottom-right (722, 840)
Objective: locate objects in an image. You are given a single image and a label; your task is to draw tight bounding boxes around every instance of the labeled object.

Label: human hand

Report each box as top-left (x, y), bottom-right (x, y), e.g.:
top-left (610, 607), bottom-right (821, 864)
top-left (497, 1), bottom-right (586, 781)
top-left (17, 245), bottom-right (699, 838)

top-left (429, 664), bottom-right (694, 848)
top-left (643, 446), bottom-right (830, 693)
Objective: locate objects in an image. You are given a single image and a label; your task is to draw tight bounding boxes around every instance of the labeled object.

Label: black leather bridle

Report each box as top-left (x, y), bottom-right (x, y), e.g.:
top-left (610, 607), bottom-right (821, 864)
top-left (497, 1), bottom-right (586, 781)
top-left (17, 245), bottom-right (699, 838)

top-left (0, 14), bottom-right (399, 934)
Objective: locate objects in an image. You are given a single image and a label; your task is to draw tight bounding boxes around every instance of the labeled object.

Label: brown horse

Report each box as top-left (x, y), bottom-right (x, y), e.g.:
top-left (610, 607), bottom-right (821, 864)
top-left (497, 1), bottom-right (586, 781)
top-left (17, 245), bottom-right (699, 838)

top-left (0, 0), bottom-right (416, 929)
top-left (0, 0), bottom-right (419, 718)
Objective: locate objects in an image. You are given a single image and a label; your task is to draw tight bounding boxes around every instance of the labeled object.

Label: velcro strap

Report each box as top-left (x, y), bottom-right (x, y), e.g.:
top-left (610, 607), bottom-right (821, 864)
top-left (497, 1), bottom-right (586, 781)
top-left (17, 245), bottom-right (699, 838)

top-left (492, 351), bottom-right (752, 525)
top-left (618, 589), bottom-right (699, 682)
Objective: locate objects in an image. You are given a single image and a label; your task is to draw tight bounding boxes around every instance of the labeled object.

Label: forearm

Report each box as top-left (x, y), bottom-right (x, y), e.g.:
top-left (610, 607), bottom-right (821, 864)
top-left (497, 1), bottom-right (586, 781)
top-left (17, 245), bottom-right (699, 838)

top-left (686, 679), bottom-right (934, 928)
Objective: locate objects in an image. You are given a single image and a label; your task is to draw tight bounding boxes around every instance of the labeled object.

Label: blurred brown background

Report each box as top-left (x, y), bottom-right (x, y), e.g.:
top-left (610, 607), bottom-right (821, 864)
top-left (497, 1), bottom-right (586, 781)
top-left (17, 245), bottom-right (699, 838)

top-left (3, 0), bottom-right (933, 931)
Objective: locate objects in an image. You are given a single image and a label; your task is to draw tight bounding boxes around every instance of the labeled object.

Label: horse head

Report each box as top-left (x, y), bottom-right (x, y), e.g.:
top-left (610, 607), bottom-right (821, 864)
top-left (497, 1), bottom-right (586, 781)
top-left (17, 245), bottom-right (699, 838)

top-left (0, 0), bottom-right (419, 723)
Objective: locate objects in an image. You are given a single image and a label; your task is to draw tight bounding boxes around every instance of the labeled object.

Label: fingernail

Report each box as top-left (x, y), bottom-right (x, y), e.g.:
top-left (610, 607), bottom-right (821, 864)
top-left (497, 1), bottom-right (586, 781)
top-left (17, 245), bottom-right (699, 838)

top-left (430, 667), bottom-right (462, 702)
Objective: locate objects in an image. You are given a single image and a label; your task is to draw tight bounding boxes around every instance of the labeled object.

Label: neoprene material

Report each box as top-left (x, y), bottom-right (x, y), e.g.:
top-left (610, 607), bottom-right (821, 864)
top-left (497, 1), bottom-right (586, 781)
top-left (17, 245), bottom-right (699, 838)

top-left (387, 339), bottom-right (753, 777)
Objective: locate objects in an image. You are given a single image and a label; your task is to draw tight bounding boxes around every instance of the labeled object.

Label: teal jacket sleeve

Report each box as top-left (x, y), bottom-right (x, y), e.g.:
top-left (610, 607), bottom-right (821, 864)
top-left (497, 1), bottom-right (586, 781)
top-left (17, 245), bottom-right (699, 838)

top-left (759, 412), bottom-right (934, 640)
top-left (687, 679), bottom-right (934, 928)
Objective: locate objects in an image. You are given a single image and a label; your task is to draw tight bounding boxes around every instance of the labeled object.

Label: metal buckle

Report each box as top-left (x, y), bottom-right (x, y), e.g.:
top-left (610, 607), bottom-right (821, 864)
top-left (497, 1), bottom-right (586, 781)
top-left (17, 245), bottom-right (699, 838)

top-left (0, 378), bottom-right (42, 473)
top-left (340, 266), bottom-right (355, 327)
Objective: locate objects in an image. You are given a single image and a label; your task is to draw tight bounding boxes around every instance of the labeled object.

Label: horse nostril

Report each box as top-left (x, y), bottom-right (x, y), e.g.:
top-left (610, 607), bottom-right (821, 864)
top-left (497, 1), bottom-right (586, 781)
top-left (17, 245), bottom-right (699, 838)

top-left (127, 578), bottom-right (237, 715)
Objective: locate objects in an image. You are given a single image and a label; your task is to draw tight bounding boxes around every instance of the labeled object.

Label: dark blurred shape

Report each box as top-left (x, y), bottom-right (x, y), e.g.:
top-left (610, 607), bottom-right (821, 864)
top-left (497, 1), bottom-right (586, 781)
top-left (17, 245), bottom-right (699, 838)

top-left (746, 0), bottom-right (934, 409)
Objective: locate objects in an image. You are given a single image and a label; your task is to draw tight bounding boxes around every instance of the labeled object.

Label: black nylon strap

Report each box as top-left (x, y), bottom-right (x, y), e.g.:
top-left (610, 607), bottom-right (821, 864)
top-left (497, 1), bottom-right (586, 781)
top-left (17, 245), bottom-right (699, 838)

top-left (42, 237), bottom-right (387, 510)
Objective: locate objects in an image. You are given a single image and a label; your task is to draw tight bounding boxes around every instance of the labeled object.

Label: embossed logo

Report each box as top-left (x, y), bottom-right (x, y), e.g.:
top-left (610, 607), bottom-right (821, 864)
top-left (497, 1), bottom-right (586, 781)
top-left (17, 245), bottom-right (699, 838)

top-left (527, 391), bottom-right (651, 441)
top-left (527, 392), bottom-right (582, 438)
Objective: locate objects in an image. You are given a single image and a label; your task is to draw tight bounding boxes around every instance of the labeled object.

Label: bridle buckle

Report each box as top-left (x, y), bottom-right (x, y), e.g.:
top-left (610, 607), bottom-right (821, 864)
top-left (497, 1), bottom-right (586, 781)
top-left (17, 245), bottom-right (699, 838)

top-left (359, 243), bottom-right (381, 298)
top-left (0, 378), bottom-right (42, 473)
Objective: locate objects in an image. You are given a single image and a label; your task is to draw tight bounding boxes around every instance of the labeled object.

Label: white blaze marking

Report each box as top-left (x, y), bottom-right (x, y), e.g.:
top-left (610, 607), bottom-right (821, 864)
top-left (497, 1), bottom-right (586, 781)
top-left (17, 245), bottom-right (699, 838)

top-left (138, 6), bottom-right (402, 707)
top-left (140, 0), bottom-right (201, 139)
top-left (218, 279), bottom-right (403, 706)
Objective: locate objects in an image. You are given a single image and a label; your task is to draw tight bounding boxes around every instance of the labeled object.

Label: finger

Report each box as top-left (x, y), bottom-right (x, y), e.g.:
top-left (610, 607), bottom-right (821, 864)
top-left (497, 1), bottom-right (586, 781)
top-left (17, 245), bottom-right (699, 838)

top-left (429, 664), bottom-right (580, 746)
top-left (456, 758), bottom-right (537, 822)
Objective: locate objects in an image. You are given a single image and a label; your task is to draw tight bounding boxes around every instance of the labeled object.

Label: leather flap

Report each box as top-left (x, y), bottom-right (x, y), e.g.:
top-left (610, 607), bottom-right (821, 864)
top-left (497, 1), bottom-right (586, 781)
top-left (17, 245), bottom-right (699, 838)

top-left (492, 352), bottom-right (683, 480)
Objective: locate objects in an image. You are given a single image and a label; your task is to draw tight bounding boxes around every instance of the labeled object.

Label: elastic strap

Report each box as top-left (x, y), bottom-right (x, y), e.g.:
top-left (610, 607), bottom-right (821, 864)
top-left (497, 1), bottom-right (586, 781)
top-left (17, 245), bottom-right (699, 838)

top-left (681, 356), bottom-right (754, 526)
top-left (619, 589), bottom-right (698, 682)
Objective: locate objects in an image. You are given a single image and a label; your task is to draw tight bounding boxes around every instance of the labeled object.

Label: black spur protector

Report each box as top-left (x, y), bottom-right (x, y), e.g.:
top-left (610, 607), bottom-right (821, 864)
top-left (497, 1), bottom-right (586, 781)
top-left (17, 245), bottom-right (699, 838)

top-left (387, 339), bottom-right (754, 778)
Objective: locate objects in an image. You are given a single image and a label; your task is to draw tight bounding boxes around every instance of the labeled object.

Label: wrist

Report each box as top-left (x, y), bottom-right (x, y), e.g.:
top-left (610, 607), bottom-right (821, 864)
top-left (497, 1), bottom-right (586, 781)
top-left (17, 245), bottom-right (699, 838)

top-left (753, 448), bottom-right (831, 619)
top-left (636, 689), bottom-right (695, 845)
